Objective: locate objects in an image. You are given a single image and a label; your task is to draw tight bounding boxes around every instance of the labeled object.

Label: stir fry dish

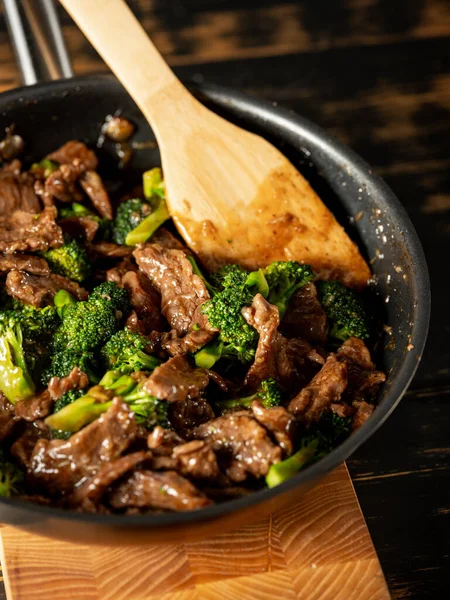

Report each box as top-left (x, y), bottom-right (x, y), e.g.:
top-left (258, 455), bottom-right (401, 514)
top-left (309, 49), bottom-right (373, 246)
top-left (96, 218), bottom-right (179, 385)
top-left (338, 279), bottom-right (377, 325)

top-left (0, 122), bottom-right (386, 514)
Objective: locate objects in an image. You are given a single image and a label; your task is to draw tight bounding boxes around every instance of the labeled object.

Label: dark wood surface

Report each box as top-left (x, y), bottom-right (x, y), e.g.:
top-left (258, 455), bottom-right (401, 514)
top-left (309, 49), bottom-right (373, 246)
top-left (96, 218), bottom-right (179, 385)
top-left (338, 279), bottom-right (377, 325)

top-left (0, 0), bottom-right (449, 598)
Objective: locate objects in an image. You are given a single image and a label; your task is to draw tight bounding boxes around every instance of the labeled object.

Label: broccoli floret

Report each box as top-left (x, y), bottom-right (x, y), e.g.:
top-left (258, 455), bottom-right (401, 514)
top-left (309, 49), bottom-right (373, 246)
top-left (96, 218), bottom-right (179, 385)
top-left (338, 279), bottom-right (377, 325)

top-left (0, 450), bottom-right (24, 497)
top-left (112, 198), bottom-right (152, 245)
top-left (41, 350), bottom-right (99, 385)
top-left (197, 264), bottom-right (258, 367)
top-left (143, 167), bottom-right (165, 200)
top-left (54, 289), bottom-right (76, 319)
top-left (44, 236), bottom-right (91, 282)
top-left (264, 261), bottom-right (314, 318)
top-left (101, 328), bottom-right (160, 374)
top-left (53, 388), bottom-right (85, 413)
top-left (45, 370), bottom-right (169, 432)
top-left (245, 268), bottom-right (269, 298)
top-left (88, 281), bottom-right (131, 316)
top-left (59, 202), bottom-right (112, 241)
top-left (0, 315), bottom-right (35, 404)
top-left (124, 198), bottom-right (170, 246)
top-left (265, 412), bottom-right (353, 488)
top-left (316, 280), bottom-right (370, 341)
top-left (217, 378), bottom-right (282, 410)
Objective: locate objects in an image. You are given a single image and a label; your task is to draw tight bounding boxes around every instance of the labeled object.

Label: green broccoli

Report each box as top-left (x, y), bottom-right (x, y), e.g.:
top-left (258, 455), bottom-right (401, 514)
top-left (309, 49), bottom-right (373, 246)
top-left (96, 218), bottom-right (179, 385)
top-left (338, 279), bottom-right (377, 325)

top-left (316, 280), bottom-right (370, 341)
top-left (88, 281), bottom-right (131, 316)
top-left (44, 236), bottom-right (91, 282)
top-left (101, 328), bottom-right (160, 374)
top-left (54, 289), bottom-right (77, 319)
top-left (264, 261), bottom-right (314, 318)
top-left (245, 268), bottom-right (269, 298)
top-left (143, 167), bottom-right (165, 200)
top-left (58, 202), bottom-right (112, 241)
top-left (196, 264), bottom-right (259, 368)
top-left (45, 370), bottom-right (169, 432)
top-left (124, 198), bottom-right (170, 246)
top-left (217, 378), bottom-right (282, 410)
top-left (265, 412), bottom-right (353, 488)
top-left (41, 350), bottom-right (99, 385)
top-left (0, 316), bottom-right (35, 403)
top-left (0, 450), bottom-right (24, 497)
top-left (30, 158), bottom-right (59, 178)
top-left (53, 388), bottom-right (85, 414)
top-left (112, 198), bottom-right (152, 245)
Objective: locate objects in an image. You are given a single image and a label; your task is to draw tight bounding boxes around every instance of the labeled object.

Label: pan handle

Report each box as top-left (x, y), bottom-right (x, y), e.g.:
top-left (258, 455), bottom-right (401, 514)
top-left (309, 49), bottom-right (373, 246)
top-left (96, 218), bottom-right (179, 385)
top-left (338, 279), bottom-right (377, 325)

top-left (3, 0), bottom-right (73, 85)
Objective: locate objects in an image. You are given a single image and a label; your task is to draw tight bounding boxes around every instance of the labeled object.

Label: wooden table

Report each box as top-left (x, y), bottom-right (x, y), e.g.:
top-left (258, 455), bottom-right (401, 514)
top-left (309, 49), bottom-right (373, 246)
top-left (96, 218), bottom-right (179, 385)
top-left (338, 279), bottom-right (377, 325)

top-left (0, 1), bottom-right (449, 598)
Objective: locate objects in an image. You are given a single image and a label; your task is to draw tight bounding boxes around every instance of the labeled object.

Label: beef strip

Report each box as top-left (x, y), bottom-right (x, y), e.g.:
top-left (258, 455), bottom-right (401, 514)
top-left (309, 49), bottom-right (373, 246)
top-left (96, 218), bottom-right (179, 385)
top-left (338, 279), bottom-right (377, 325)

top-left (11, 427), bottom-right (41, 467)
top-left (147, 426), bottom-right (184, 455)
top-left (48, 367), bottom-right (89, 401)
top-left (133, 243), bottom-right (213, 335)
top-left (46, 140), bottom-right (98, 170)
top-left (151, 228), bottom-right (191, 253)
top-left (68, 450), bottom-right (150, 509)
top-left (0, 206), bottom-right (63, 254)
top-left (28, 399), bottom-right (136, 497)
top-left (44, 163), bottom-right (84, 203)
top-left (169, 397), bottom-right (215, 431)
top-left (160, 328), bottom-right (215, 357)
top-left (15, 390), bottom-right (53, 421)
top-left (192, 413), bottom-right (282, 482)
top-left (251, 401), bottom-right (298, 455)
top-left (0, 170), bottom-right (41, 213)
top-left (121, 271), bottom-right (164, 334)
top-left (288, 354), bottom-right (348, 425)
top-left (337, 337), bottom-right (386, 403)
top-left (59, 216), bottom-right (99, 241)
top-left (0, 392), bottom-right (19, 443)
top-left (0, 254), bottom-right (50, 275)
top-left (352, 400), bottom-right (375, 430)
top-left (243, 294), bottom-right (324, 392)
top-left (108, 470), bottom-right (211, 511)
top-left (172, 440), bottom-right (220, 479)
top-left (79, 170), bottom-right (113, 220)
top-left (106, 257), bottom-right (138, 285)
top-left (143, 356), bottom-right (210, 403)
top-left (6, 270), bottom-right (88, 307)
top-left (280, 282), bottom-right (328, 345)
top-left (89, 241), bottom-right (133, 259)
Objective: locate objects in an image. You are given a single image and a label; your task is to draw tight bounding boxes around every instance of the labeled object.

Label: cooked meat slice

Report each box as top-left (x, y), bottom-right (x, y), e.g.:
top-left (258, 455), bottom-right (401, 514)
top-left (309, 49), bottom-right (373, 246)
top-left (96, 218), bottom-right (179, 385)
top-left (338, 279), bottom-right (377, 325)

top-left (151, 228), bottom-right (190, 253)
top-left (337, 337), bottom-right (386, 402)
top-left (330, 403), bottom-right (354, 419)
top-left (160, 328), bottom-right (215, 357)
top-left (122, 270), bottom-right (164, 334)
top-left (0, 392), bottom-right (19, 443)
top-left (108, 470), bottom-right (211, 511)
top-left (169, 397), bottom-right (215, 431)
top-left (172, 440), bottom-right (220, 479)
top-left (143, 356), bottom-right (210, 403)
top-left (0, 170), bottom-right (41, 213)
top-left (280, 282), bottom-right (328, 345)
top-left (89, 241), bottom-right (133, 258)
top-left (352, 400), bottom-right (375, 430)
top-left (104, 116), bottom-right (135, 142)
top-left (59, 216), bottom-right (99, 241)
top-left (6, 271), bottom-right (88, 307)
top-left (79, 170), bottom-right (113, 220)
top-left (34, 179), bottom-right (54, 206)
top-left (147, 426), bottom-right (184, 455)
top-left (46, 140), bottom-right (98, 171)
top-left (48, 367), bottom-right (89, 401)
top-left (0, 206), bottom-right (63, 253)
top-left (288, 355), bottom-right (348, 424)
top-left (133, 243), bottom-right (212, 335)
top-left (44, 163), bottom-right (84, 203)
top-left (0, 254), bottom-right (50, 275)
top-left (251, 400), bottom-right (297, 455)
top-left (192, 413), bottom-right (281, 482)
top-left (68, 451), bottom-right (149, 508)
top-left (15, 390), bottom-right (53, 421)
top-left (243, 294), bottom-right (323, 391)
top-left (0, 129), bottom-right (24, 161)
top-left (29, 399), bottom-right (137, 497)
top-left (106, 257), bottom-right (138, 285)
top-left (11, 427), bottom-right (41, 468)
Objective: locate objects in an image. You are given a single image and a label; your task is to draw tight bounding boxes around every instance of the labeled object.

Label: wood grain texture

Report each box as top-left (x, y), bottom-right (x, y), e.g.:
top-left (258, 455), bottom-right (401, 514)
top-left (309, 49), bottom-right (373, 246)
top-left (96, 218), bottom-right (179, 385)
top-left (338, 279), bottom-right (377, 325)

top-left (0, 466), bottom-right (390, 600)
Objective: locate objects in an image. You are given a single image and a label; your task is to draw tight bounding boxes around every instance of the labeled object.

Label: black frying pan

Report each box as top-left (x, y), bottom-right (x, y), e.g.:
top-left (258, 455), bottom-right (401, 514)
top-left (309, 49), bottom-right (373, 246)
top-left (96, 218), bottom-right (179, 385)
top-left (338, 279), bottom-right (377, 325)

top-left (0, 0), bottom-right (430, 545)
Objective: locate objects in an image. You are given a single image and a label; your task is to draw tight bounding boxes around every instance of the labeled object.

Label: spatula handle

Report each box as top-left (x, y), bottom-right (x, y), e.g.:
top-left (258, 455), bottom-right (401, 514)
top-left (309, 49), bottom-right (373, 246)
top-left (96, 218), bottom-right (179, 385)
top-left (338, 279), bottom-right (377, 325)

top-left (59, 0), bottom-right (184, 124)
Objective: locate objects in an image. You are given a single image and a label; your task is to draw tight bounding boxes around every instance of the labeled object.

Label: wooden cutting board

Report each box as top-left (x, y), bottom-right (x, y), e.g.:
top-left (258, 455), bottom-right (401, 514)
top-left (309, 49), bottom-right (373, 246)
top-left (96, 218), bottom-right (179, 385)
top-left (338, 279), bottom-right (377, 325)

top-left (0, 464), bottom-right (390, 600)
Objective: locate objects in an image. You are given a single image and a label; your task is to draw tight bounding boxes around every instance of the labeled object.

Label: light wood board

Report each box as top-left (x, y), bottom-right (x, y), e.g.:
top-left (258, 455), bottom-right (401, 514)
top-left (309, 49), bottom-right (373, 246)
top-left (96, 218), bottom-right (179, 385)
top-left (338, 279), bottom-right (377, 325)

top-left (0, 464), bottom-right (390, 600)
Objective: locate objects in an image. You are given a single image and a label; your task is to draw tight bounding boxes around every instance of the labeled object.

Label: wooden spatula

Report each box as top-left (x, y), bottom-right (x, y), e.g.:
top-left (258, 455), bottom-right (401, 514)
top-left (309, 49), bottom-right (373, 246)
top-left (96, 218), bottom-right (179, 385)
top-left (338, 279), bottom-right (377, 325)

top-left (60, 0), bottom-right (370, 288)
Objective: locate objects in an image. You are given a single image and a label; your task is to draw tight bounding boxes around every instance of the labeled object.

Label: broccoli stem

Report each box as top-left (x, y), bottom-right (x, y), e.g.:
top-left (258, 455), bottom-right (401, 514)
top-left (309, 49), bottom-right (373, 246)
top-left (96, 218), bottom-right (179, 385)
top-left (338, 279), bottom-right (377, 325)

top-left (125, 199), bottom-right (170, 246)
top-left (45, 394), bottom-right (111, 432)
top-left (54, 289), bottom-right (76, 319)
top-left (265, 438), bottom-right (319, 488)
top-left (245, 269), bottom-right (269, 298)
top-left (216, 394), bottom-right (256, 410)
top-left (143, 167), bottom-right (165, 199)
top-left (194, 338), bottom-right (223, 369)
top-left (0, 324), bottom-right (35, 404)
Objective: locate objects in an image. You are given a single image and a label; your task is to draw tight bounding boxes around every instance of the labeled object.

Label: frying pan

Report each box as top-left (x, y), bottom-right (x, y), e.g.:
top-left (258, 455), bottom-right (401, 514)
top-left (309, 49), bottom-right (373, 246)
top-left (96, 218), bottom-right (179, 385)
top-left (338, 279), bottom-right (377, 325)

top-left (0, 0), bottom-right (430, 544)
